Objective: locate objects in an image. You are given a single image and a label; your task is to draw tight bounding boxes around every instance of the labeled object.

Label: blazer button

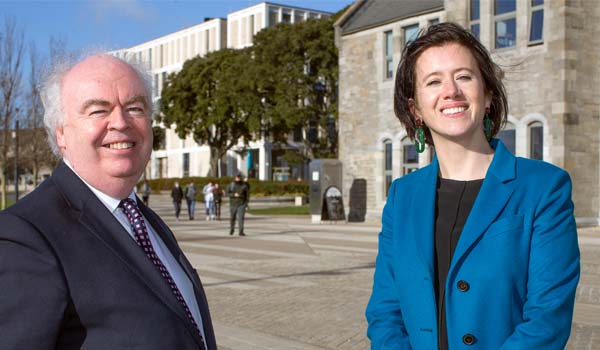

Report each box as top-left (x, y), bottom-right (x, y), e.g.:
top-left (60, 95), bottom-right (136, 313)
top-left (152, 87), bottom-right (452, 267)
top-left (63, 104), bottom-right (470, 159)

top-left (462, 333), bottom-right (475, 345)
top-left (457, 280), bottom-right (470, 292)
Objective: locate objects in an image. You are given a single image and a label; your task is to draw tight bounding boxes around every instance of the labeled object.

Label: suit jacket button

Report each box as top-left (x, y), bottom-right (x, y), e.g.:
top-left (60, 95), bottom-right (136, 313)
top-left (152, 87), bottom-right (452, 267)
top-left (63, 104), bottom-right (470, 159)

top-left (457, 280), bottom-right (470, 292)
top-left (462, 333), bottom-right (475, 345)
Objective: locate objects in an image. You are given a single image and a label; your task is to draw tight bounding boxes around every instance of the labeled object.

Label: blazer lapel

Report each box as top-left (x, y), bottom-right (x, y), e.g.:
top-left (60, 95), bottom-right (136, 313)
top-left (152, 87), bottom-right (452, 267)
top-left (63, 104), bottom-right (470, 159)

top-left (409, 159), bottom-right (439, 278)
top-left (449, 140), bottom-right (517, 273)
top-left (51, 163), bottom-right (194, 339)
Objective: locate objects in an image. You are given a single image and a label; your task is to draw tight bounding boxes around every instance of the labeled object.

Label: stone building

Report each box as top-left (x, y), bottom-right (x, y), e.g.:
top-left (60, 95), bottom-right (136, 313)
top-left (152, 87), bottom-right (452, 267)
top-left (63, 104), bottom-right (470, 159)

top-left (113, 2), bottom-right (330, 180)
top-left (335, 0), bottom-right (600, 225)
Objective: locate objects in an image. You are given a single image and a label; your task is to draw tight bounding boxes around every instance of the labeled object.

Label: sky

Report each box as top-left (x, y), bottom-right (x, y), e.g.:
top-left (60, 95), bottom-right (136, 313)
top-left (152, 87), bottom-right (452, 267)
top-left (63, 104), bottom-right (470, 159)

top-left (1, 0), bottom-right (353, 59)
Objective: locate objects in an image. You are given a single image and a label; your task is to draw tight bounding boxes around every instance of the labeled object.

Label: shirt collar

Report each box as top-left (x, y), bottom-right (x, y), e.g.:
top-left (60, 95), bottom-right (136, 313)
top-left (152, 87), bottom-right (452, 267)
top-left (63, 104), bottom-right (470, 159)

top-left (62, 159), bottom-right (137, 213)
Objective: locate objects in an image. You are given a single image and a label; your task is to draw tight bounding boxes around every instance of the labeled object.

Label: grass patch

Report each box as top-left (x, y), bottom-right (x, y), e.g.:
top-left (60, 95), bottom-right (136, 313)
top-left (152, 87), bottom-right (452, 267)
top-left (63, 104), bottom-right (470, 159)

top-left (248, 205), bottom-right (309, 216)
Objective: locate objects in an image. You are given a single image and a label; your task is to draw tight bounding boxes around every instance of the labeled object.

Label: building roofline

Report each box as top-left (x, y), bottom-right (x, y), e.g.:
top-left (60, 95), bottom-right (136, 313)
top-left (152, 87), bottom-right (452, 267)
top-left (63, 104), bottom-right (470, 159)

top-left (228, 1), bottom-right (333, 16)
top-left (333, 0), bottom-right (367, 28)
top-left (113, 17), bottom-right (226, 52)
top-left (340, 5), bottom-right (443, 35)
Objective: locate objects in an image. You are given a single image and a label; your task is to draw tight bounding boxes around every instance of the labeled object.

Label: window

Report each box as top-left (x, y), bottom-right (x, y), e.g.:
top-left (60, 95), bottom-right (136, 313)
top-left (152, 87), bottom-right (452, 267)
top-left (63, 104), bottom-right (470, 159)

top-left (183, 153), bottom-right (190, 177)
top-left (153, 74), bottom-right (159, 98)
top-left (282, 9), bottom-right (292, 23)
top-left (384, 140), bottom-right (393, 196)
top-left (403, 24), bottom-right (419, 46)
top-left (161, 72), bottom-right (167, 94)
top-left (529, 121), bottom-right (543, 160)
top-left (497, 122), bottom-right (516, 154)
top-left (529, 0), bottom-right (544, 44)
top-left (402, 138), bottom-right (418, 175)
top-left (268, 7), bottom-right (279, 27)
top-left (470, 0), bottom-right (480, 39)
top-left (204, 30), bottom-right (210, 54)
top-left (495, 0), bottom-right (516, 49)
top-left (249, 15), bottom-right (255, 42)
top-left (294, 10), bottom-right (305, 23)
top-left (384, 31), bottom-right (394, 79)
top-left (428, 18), bottom-right (439, 26)
top-left (148, 48), bottom-right (152, 69)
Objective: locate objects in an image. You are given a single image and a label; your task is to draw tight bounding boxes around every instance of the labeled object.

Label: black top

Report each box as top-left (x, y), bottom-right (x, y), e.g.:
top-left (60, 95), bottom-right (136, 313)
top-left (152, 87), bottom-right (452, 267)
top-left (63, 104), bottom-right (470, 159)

top-left (434, 177), bottom-right (483, 350)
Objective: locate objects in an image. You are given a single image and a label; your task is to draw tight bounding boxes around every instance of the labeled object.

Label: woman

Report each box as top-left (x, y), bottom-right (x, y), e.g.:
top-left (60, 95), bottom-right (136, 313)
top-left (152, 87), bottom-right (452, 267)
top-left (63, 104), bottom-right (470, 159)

top-left (366, 23), bottom-right (579, 350)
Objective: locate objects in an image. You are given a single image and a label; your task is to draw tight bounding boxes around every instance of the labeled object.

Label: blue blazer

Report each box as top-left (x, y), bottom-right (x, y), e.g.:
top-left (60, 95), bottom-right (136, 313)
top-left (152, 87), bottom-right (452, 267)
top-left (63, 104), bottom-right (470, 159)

top-left (366, 139), bottom-right (580, 349)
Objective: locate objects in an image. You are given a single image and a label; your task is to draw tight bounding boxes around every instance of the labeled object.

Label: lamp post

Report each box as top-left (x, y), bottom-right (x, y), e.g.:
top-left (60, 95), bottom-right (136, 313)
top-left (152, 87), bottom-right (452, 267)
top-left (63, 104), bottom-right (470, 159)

top-left (13, 118), bottom-right (19, 201)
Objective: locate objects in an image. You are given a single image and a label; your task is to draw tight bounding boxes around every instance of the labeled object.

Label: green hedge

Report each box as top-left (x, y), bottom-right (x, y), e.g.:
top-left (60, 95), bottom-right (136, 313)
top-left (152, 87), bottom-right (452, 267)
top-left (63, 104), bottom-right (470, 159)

top-left (139, 176), bottom-right (308, 198)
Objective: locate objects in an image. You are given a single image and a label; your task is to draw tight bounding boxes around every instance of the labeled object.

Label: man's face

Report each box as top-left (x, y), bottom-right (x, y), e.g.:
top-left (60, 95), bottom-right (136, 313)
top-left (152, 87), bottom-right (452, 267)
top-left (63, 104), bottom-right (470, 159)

top-left (57, 55), bottom-right (152, 196)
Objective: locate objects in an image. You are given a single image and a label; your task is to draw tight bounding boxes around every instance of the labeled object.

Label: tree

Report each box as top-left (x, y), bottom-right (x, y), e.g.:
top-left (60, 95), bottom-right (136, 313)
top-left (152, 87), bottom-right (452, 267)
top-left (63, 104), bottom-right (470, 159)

top-left (21, 41), bottom-right (56, 186)
top-left (0, 16), bottom-right (24, 208)
top-left (159, 48), bottom-right (262, 177)
top-left (251, 16), bottom-right (338, 160)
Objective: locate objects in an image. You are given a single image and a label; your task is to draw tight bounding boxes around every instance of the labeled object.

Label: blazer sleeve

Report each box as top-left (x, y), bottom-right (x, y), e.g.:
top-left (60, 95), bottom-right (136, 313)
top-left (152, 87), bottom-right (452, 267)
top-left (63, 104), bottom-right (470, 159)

top-left (365, 180), bottom-right (412, 350)
top-left (0, 213), bottom-right (68, 350)
top-left (500, 170), bottom-right (580, 349)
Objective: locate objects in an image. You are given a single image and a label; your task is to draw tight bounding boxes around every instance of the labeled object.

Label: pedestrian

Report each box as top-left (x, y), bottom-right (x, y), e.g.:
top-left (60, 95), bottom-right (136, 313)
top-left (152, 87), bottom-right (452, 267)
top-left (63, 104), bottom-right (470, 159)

top-left (366, 23), bottom-right (579, 350)
top-left (227, 173), bottom-right (249, 236)
top-left (140, 180), bottom-right (151, 206)
top-left (184, 181), bottom-right (197, 220)
top-left (213, 183), bottom-right (223, 220)
top-left (171, 181), bottom-right (183, 220)
top-left (203, 181), bottom-right (215, 220)
top-left (0, 54), bottom-right (216, 349)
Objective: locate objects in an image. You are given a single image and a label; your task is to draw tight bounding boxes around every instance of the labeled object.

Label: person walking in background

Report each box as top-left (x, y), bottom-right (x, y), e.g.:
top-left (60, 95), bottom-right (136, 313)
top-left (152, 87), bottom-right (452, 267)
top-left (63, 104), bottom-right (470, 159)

top-left (203, 181), bottom-right (215, 220)
top-left (184, 181), bottom-right (197, 220)
top-left (228, 174), bottom-right (249, 236)
top-left (171, 181), bottom-right (183, 220)
top-left (0, 53), bottom-right (216, 349)
top-left (213, 183), bottom-right (223, 220)
top-left (140, 180), bottom-right (151, 206)
top-left (366, 23), bottom-right (579, 350)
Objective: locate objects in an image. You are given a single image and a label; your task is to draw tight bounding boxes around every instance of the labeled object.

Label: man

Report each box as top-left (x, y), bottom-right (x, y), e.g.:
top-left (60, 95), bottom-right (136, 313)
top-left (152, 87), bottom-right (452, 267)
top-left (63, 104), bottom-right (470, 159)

top-left (227, 173), bottom-right (249, 236)
top-left (184, 181), bottom-right (197, 220)
top-left (171, 181), bottom-right (184, 220)
top-left (0, 54), bottom-right (216, 350)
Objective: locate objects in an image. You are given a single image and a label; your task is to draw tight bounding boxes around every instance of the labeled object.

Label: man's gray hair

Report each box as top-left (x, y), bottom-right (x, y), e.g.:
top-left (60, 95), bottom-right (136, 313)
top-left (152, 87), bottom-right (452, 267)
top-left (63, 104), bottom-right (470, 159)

top-left (40, 51), bottom-right (154, 157)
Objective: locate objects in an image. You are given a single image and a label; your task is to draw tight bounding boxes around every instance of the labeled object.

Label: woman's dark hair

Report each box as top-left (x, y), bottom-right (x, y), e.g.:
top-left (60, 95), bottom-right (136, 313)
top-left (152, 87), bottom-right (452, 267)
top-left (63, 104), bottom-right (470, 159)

top-left (394, 22), bottom-right (507, 145)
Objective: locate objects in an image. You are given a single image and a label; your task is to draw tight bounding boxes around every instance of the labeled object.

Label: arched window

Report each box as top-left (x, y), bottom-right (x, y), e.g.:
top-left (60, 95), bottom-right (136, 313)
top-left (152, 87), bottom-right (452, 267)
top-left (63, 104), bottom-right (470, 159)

top-left (402, 137), bottom-right (418, 175)
top-left (383, 140), bottom-right (393, 196)
top-left (528, 121), bottom-right (544, 160)
top-left (497, 122), bottom-right (516, 154)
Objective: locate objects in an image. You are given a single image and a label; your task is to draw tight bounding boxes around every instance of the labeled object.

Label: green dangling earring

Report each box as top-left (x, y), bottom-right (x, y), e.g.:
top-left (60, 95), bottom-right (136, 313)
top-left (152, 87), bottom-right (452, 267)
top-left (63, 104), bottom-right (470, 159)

top-left (415, 119), bottom-right (425, 153)
top-left (484, 107), bottom-right (492, 141)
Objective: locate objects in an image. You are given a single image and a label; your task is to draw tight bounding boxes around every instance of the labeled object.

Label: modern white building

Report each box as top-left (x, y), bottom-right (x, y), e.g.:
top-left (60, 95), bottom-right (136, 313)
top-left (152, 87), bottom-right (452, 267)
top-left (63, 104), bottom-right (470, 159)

top-left (112, 2), bottom-right (331, 181)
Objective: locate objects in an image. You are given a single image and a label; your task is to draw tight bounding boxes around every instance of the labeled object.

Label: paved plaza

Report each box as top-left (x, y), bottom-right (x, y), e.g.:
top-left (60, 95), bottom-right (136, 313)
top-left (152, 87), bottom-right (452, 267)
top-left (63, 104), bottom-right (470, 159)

top-left (148, 193), bottom-right (599, 350)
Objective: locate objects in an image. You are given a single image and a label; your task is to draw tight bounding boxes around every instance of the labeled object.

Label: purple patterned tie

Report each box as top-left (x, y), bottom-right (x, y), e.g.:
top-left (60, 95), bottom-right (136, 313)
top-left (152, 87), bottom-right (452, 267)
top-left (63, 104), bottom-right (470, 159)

top-left (119, 198), bottom-right (206, 349)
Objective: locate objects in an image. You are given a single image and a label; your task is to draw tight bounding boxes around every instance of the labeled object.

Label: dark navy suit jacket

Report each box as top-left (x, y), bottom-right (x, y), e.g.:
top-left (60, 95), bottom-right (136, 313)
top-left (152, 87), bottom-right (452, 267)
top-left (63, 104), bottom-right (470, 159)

top-left (366, 140), bottom-right (580, 349)
top-left (0, 162), bottom-right (217, 349)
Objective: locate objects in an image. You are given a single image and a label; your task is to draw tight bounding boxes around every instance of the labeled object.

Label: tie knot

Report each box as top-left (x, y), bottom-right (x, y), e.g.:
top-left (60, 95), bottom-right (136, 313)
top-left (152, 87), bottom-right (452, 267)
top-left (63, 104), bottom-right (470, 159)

top-left (119, 198), bottom-right (140, 215)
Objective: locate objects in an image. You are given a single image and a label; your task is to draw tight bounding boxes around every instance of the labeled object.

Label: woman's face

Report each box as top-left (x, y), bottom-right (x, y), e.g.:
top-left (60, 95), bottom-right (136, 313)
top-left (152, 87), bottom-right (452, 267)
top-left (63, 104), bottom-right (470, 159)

top-left (411, 42), bottom-right (491, 146)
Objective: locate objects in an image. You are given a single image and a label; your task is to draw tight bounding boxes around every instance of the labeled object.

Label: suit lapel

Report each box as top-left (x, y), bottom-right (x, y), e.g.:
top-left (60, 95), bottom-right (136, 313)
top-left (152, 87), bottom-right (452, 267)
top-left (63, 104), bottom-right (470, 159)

top-left (139, 201), bottom-right (201, 290)
top-left (449, 140), bottom-right (516, 273)
top-left (51, 163), bottom-right (199, 345)
top-left (409, 159), bottom-right (439, 278)
top-left (139, 196), bottom-right (216, 349)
